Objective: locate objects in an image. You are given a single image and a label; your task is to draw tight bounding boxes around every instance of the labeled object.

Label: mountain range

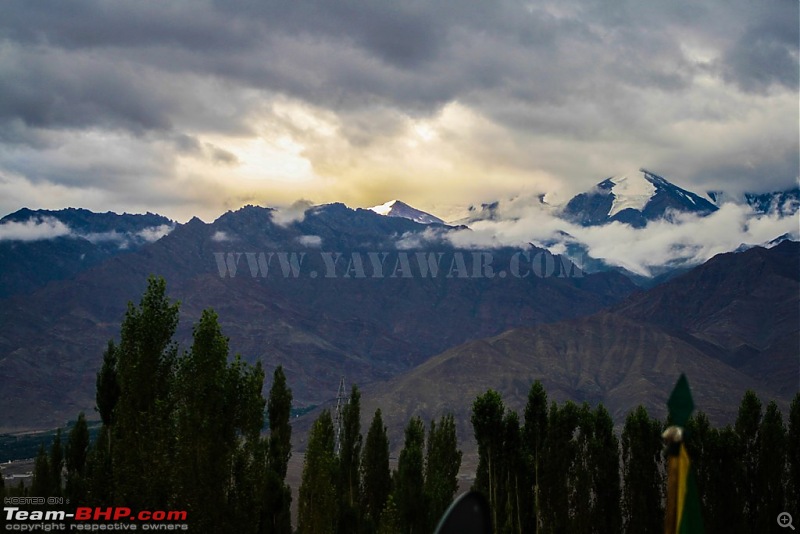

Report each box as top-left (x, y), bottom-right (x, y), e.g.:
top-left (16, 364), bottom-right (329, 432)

top-left (0, 171), bottom-right (797, 447)
top-left (562, 169), bottom-right (719, 228)
top-left (353, 241), bottom-right (798, 452)
top-left (0, 203), bottom-right (634, 432)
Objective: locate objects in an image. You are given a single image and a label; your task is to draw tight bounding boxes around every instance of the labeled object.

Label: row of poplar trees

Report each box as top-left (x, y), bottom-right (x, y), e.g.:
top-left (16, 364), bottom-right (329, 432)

top-left (6, 276), bottom-right (464, 534)
top-left (472, 384), bottom-right (800, 534)
top-left (296, 388), bottom-right (462, 534)
top-left (7, 277), bottom-right (295, 533)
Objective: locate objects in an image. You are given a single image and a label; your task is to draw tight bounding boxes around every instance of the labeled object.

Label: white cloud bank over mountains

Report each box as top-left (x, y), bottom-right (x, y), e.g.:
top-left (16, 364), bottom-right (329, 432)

top-left (442, 198), bottom-right (799, 276)
top-left (0, 216), bottom-right (174, 247)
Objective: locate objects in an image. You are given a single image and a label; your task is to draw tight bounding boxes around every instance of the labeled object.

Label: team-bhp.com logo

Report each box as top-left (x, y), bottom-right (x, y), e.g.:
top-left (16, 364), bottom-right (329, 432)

top-left (5, 506), bottom-right (188, 531)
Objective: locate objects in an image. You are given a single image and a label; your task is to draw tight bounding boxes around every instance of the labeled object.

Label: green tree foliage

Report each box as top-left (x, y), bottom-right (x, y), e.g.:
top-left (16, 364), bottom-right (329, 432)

top-left (590, 404), bottom-right (621, 534)
top-left (338, 385), bottom-right (363, 533)
top-left (424, 414), bottom-right (462, 531)
top-left (377, 495), bottom-right (401, 534)
top-left (471, 389), bottom-right (505, 529)
top-left (65, 413), bottom-right (90, 502)
top-left (735, 389), bottom-right (762, 532)
top-left (263, 365), bottom-right (293, 534)
top-left (113, 275), bottom-right (180, 509)
top-left (85, 426), bottom-right (114, 505)
top-left (220, 357), bottom-right (266, 534)
top-left (703, 425), bottom-right (743, 532)
top-left (757, 401), bottom-right (786, 531)
top-left (568, 404), bottom-right (594, 533)
top-left (174, 309), bottom-right (240, 531)
top-left (394, 416), bottom-right (427, 534)
top-left (49, 429), bottom-right (63, 496)
top-left (500, 411), bottom-right (523, 534)
top-left (621, 405), bottom-right (663, 534)
top-left (298, 410), bottom-right (338, 534)
top-left (522, 381), bottom-right (548, 533)
top-left (789, 393), bottom-right (800, 514)
top-left (31, 444), bottom-right (51, 496)
top-left (96, 340), bottom-right (119, 427)
top-left (540, 400), bottom-right (579, 532)
top-left (684, 410), bottom-right (716, 529)
top-left (362, 409), bottom-right (391, 533)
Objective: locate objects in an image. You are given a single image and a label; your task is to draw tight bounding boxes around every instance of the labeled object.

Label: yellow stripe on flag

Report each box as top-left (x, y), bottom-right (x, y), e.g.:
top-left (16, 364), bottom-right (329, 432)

top-left (676, 443), bottom-right (690, 529)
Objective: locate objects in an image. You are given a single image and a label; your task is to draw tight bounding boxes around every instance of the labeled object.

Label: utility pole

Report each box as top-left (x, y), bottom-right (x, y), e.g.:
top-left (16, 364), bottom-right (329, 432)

top-left (334, 376), bottom-right (346, 455)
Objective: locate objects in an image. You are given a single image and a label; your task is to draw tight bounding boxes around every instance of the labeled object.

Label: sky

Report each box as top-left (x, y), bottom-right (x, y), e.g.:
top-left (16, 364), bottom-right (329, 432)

top-left (0, 0), bottom-right (798, 223)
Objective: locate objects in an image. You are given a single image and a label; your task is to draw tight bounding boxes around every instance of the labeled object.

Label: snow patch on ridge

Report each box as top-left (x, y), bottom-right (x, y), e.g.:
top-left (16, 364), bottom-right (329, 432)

top-left (370, 200), bottom-right (398, 216)
top-left (608, 171), bottom-right (657, 217)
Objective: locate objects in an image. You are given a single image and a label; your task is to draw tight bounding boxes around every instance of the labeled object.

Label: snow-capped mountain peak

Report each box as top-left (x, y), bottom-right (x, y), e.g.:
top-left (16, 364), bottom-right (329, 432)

top-left (602, 171), bottom-right (657, 217)
top-left (368, 200), bottom-right (444, 224)
top-left (563, 169), bottom-right (718, 228)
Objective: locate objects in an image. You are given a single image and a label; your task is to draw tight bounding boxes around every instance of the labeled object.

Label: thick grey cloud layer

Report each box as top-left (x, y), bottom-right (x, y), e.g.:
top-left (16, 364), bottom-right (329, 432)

top-left (0, 0), bottom-right (797, 220)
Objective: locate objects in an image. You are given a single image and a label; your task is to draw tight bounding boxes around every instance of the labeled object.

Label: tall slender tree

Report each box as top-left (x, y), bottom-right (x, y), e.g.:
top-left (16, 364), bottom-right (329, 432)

top-left (471, 389), bottom-right (506, 529)
top-left (621, 405), bottom-right (663, 534)
top-left (96, 340), bottom-right (119, 428)
top-left (735, 390), bottom-right (762, 532)
top-left (337, 385), bottom-right (363, 533)
top-left (757, 401), bottom-right (786, 532)
top-left (298, 410), bottom-right (337, 534)
top-left (263, 365), bottom-right (293, 534)
top-left (173, 309), bottom-right (237, 531)
top-left (522, 381), bottom-right (548, 533)
top-left (590, 404), bottom-right (621, 534)
top-left (788, 393), bottom-right (800, 514)
top-left (394, 416), bottom-right (427, 534)
top-left (65, 413), bottom-right (90, 502)
top-left (49, 429), bottom-right (63, 496)
top-left (112, 275), bottom-right (180, 509)
top-left (540, 400), bottom-right (579, 532)
top-left (703, 425), bottom-right (743, 532)
top-left (500, 411), bottom-right (523, 534)
top-left (362, 409), bottom-right (391, 533)
top-left (31, 444), bottom-right (51, 497)
top-left (424, 414), bottom-right (462, 532)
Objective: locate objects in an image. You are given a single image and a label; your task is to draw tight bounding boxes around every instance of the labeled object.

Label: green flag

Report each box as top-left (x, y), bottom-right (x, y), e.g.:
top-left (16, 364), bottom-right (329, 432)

top-left (665, 374), bottom-right (705, 534)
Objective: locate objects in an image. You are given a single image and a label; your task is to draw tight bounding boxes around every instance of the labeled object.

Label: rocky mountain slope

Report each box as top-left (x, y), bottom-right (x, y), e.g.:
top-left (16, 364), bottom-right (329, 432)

top-left (0, 204), bottom-right (635, 432)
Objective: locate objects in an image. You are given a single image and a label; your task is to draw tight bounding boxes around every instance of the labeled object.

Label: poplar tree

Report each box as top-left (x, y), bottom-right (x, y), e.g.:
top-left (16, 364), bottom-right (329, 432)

top-left (226, 357), bottom-right (267, 534)
top-left (49, 429), bottom-right (63, 496)
top-left (362, 409), bottom-right (391, 533)
top-left (298, 410), bottom-right (337, 534)
top-left (540, 400), bottom-right (579, 532)
top-left (702, 425), bottom-right (743, 532)
top-left (569, 403), bottom-right (593, 533)
top-left (621, 405), bottom-right (663, 534)
top-left (112, 275), bottom-right (179, 509)
top-left (788, 393), bottom-right (800, 514)
top-left (65, 413), bottom-right (90, 502)
top-left (522, 381), bottom-right (548, 533)
top-left (735, 390), bottom-right (762, 532)
top-left (263, 365), bottom-right (293, 533)
top-left (338, 386), bottom-right (363, 533)
top-left (757, 401), bottom-right (786, 532)
top-left (31, 444), bottom-right (51, 496)
top-left (394, 416), bottom-right (427, 534)
top-left (471, 389), bottom-right (505, 529)
top-left (500, 411), bottom-right (523, 534)
top-left (174, 309), bottom-right (236, 531)
top-left (96, 340), bottom-right (119, 428)
top-left (424, 414), bottom-right (462, 531)
top-left (590, 404), bottom-right (621, 534)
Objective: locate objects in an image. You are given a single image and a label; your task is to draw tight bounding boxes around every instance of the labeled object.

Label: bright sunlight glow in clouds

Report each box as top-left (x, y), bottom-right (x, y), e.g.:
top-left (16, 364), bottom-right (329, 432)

top-left (0, 0), bottom-right (797, 222)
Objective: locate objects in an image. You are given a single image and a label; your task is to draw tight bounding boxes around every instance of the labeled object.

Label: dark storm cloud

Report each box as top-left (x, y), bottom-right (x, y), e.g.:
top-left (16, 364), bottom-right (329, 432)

top-left (0, 0), bottom-right (797, 219)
